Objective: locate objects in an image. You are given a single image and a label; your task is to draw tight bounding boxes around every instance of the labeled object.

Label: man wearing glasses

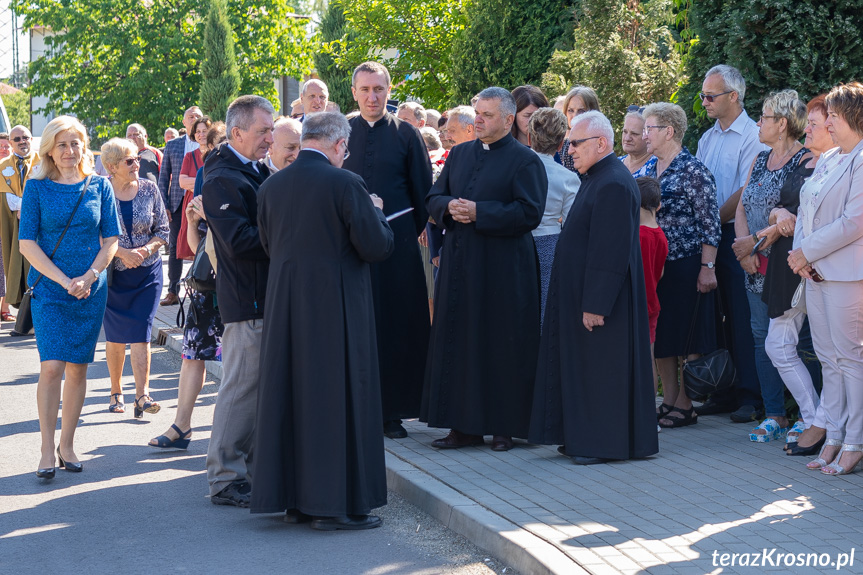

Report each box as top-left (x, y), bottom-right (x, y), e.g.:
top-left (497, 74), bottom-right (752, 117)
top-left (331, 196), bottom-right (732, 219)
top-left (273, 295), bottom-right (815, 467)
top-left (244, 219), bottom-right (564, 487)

top-left (695, 64), bottom-right (768, 422)
top-left (0, 125), bottom-right (38, 322)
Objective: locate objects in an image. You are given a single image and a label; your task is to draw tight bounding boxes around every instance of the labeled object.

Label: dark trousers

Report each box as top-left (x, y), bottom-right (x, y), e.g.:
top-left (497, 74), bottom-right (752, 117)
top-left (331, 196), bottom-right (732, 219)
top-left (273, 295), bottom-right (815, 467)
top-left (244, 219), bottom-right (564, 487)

top-left (713, 224), bottom-right (763, 408)
top-left (167, 203), bottom-right (184, 294)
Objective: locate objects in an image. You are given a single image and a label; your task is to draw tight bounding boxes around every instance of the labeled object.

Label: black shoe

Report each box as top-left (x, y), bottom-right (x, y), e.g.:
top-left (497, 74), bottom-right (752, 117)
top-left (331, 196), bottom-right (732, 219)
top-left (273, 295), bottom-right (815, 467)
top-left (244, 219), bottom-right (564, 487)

top-left (787, 435), bottom-right (827, 457)
top-left (571, 456), bottom-right (611, 465)
top-left (284, 509), bottom-right (312, 524)
top-left (211, 481), bottom-right (251, 507)
top-left (383, 420), bottom-right (408, 439)
top-left (57, 447), bottom-right (83, 472)
top-left (310, 515), bottom-right (382, 531)
top-left (730, 404), bottom-right (764, 423)
top-left (35, 467), bottom-right (55, 479)
top-left (693, 397), bottom-right (736, 416)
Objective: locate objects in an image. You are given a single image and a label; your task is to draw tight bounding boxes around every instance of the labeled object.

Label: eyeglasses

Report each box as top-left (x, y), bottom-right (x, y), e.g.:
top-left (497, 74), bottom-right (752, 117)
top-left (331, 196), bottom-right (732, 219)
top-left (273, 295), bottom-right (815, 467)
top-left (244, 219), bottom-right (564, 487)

top-left (642, 125), bottom-right (668, 136)
top-left (759, 115), bottom-right (778, 122)
top-left (123, 157), bottom-right (140, 166)
top-left (12, 135), bottom-right (31, 142)
top-left (341, 140), bottom-right (351, 160)
top-left (571, 136), bottom-right (600, 147)
top-left (699, 90), bottom-right (734, 103)
top-left (627, 105), bottom-right (645, 114)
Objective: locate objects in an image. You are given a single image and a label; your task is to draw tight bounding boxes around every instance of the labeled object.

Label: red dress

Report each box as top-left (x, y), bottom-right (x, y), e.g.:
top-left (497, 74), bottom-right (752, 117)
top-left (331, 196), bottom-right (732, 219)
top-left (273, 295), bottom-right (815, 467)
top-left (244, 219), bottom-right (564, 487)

top-left (639, 225), bottom-right (668, 343)
top-left (176, 149), bottom-right (203, 260)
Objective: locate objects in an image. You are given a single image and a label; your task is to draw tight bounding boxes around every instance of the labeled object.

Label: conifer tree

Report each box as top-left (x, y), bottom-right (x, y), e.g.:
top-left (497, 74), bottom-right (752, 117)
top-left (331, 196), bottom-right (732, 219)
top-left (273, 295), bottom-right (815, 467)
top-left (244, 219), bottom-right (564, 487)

top-left (314, 0), bottom-right (354, 111)
top-left (199, 0), bottom-right (241, 121)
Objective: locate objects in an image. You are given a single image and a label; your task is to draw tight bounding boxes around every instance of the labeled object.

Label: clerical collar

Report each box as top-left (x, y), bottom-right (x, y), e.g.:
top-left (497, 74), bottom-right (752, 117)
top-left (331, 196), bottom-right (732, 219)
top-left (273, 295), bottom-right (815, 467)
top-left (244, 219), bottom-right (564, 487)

top-left (584, 152), bottom-right (617, 176)
top-left (362, 114), bottom-right (387, 128)
top-left (479, 133), bottom-right (513, 151)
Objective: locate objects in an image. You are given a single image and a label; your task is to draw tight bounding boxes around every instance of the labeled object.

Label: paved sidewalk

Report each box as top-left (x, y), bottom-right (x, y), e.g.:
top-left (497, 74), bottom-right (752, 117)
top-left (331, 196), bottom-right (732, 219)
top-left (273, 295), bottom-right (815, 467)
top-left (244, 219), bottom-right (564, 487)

top-left (154, 268), bottom-right (863, 574)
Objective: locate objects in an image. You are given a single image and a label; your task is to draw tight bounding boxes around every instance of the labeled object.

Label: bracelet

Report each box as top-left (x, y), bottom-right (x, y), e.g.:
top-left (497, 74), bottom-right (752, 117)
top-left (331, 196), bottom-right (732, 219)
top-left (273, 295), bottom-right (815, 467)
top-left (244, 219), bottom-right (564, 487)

top-left (90, 268), bottom-right (100, 281)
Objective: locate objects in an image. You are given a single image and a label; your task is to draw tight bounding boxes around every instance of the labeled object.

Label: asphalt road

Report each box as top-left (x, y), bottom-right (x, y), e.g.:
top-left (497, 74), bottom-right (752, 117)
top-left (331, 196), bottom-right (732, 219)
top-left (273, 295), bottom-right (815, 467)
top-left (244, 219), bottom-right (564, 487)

top-left (0, 326), bottom-right (516, 575)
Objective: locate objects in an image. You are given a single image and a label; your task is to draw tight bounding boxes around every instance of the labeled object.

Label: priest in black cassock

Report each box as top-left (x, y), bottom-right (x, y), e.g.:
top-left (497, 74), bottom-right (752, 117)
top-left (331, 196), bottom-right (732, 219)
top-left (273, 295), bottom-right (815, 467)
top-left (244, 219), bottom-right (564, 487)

top-left (421, 87), bottom-right (548, 452)
top-left (528, 111), bottom-right (658, 465)
top-left (251, 112), bottom-right (394, 531)
top-left (342, 61), bottom-right (433, 440)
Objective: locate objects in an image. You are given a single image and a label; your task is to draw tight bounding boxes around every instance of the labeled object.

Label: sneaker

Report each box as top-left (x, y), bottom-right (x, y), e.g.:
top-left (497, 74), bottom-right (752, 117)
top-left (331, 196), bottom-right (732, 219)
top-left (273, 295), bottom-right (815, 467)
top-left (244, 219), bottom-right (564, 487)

top-left (211, 481), bottom-right (251, 507)
top-left (730, 404), bottom-right (764, 423)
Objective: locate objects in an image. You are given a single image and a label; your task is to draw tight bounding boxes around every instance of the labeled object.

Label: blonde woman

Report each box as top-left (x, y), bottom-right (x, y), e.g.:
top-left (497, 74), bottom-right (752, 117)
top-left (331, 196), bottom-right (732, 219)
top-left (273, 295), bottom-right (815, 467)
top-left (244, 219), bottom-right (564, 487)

top-left (18, 116), bottom-right (121, 479)
top-left (100, 138), bottom-right (169, 417)
top-left (559, 86), bottom-right (600, 172)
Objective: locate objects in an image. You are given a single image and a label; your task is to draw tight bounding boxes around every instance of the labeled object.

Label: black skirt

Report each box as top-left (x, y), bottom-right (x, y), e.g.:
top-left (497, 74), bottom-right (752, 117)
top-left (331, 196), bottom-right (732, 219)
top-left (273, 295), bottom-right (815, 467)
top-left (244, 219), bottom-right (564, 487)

top-left (654, 253), bottom-right (717, 358)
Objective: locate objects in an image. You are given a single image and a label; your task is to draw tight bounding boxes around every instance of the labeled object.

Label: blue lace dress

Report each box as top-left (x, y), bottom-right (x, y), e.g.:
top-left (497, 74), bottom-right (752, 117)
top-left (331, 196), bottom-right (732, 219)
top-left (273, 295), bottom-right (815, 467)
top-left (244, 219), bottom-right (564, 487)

top-left (19, 176), bottom-right (121, 363)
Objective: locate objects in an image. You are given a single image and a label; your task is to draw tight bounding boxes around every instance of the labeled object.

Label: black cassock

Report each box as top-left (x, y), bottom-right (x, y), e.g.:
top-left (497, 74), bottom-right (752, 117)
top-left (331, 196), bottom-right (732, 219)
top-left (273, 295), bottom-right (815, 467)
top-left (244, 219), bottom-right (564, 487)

top-left (251, 151), bottom-right (394, 516)
top-left (421, 134), bottom-right (548, 438)
top-left (343, 114), bottom-right (433, 421)
top-left (528, 153), bottom-right (658, 460)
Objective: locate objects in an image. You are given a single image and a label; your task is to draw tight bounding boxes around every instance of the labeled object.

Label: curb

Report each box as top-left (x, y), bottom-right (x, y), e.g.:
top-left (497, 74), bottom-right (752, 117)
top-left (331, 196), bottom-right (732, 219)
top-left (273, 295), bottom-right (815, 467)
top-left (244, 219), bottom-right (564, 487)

top-left (385, 451), bottom-right (587, 575)
top-left (153, 318), bottom-right (580, 574)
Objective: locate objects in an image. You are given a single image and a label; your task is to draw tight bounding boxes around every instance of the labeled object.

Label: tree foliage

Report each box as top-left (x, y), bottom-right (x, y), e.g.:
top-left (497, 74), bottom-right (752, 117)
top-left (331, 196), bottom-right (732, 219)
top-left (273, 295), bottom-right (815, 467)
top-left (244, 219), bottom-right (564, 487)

top-left (541, 0), bottom-right (682, 136)
top-left (678, 0), bottom-right (863, 150)
top-left (2, 90), bottom-right (31, 128)
top-left (330, 0), bottom-right (468, 109)
top-left (12, 0), bottom-right (312, 143)
top-left (313, 0), bottom-right (355, 112)
top-left (199, 0), bottom-right (240, 121)
top-left (449, 0), bottom-right (572, 103)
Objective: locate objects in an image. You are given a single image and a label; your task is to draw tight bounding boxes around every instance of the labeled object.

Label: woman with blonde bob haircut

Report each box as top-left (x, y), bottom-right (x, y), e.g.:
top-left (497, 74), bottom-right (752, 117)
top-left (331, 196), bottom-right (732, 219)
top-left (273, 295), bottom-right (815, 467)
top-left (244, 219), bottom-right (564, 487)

top-left (19, 116), bottom-right (121, 480)
top-left (100, 137), bottom-right (169, 417)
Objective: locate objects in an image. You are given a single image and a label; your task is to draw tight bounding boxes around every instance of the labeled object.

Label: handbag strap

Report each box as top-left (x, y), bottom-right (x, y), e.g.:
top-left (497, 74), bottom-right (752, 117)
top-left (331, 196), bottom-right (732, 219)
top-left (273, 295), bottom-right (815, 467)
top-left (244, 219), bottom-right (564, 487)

top-left (29, 175), bottom-right (93, 290)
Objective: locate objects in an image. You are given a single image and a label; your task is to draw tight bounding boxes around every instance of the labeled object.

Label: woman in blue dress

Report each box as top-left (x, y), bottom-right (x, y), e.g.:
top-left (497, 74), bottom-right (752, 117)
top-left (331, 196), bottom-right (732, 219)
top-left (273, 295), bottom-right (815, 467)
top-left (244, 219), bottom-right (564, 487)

top-left (100, 138), bottom-right (169, 417)
top-left (19, 116), bottom-right (121, 479)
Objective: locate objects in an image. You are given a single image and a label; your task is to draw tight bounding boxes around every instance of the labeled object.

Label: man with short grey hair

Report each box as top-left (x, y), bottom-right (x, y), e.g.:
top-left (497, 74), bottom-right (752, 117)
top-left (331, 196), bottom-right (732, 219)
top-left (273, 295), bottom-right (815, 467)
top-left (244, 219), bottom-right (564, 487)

top-left (397, 101), bottom-right (426, 129)
top-left (529, 110), bottom-right (657, 465)
top-left (695, 64), bottom-right (767, 422)
top-left (445, 106), bottom-right (476, 147)
top-left (251, 112), bottom-right (393, 530)
top-left (301, 79), bottom-right (329, 119)
top-left (202, 94), bottom-right (274, 508)
top-left (422, 87), bottom-right (547, 452)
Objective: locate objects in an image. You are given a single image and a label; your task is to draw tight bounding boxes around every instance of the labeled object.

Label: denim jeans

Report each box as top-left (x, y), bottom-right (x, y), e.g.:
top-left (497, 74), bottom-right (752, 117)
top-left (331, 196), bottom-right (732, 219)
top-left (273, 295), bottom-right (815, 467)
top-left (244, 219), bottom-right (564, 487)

top-left (746, 290), bottom-right (786, 417)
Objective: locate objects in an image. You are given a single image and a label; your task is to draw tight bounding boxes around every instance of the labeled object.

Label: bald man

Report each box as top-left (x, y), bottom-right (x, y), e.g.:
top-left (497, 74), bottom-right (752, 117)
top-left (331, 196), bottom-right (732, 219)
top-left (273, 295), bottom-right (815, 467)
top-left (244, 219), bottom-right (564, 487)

top-left (267, 117), bottom-right (302, 173)
top-left (301, 80), bottom-right (329, 119)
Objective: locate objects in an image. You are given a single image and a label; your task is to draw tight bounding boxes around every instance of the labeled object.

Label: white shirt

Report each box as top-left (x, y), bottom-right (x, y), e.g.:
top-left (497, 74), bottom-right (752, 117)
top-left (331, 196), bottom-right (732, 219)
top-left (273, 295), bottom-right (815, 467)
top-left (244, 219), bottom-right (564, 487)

top-left (226, 143), bottom-right (259, 172)
top-left (5, 154), bottom-right (26, 211)
top-left (696, 110), bottom-right (767, 222)
top-left (532, 152), bottom-right (580, 236)
top-left (184, 135), bottom-right (200, 156)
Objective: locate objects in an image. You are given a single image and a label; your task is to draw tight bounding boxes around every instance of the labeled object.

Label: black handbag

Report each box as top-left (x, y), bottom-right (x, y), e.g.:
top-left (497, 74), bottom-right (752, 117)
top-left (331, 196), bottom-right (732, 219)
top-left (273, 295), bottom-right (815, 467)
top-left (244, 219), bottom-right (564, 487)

top-left (184, 234), bottom-right (216, 292)
top-left (682, 291), bottom-right (736, 401)
top-left (14, 176), bottom-right (91, 336)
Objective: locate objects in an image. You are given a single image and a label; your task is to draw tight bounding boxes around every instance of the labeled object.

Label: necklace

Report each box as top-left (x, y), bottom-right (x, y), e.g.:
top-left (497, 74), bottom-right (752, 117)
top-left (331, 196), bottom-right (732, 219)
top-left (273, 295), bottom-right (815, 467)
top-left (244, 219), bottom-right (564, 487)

top-left (767, 143), bottom-right (799, 171)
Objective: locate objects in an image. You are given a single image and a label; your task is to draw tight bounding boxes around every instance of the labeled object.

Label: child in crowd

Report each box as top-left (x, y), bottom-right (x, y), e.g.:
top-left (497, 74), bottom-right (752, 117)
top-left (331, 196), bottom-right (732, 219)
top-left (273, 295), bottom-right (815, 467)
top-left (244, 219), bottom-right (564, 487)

top-left (636, 177), bottom-right (668, 402)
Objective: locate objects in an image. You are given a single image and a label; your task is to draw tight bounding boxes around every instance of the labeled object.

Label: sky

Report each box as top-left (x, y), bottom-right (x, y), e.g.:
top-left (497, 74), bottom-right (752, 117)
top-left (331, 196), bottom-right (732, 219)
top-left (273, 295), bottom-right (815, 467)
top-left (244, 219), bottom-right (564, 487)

top-left (0, 0), bottom-right (29, 82)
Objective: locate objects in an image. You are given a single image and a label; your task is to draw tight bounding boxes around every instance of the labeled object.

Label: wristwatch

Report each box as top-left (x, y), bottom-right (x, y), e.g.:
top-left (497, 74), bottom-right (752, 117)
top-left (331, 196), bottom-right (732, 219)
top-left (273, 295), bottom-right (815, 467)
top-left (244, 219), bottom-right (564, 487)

top-left (701, 261), bottom-right (715, 269)
top-left (90, 268), bottom-right (100, 280)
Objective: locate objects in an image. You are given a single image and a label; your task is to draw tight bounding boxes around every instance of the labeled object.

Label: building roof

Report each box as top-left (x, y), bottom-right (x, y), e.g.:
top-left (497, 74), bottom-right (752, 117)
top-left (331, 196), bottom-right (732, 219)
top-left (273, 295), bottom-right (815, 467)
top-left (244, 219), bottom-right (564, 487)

top-left (0, 83), bottom-right (21, 95)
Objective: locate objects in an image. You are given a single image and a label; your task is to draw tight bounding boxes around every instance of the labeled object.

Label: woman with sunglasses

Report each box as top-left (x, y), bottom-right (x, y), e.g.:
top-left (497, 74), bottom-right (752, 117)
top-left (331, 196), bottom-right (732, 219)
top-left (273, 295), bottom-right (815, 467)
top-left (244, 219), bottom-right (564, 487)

top-left (642, 102), bottom-right (722, 429)
top-left (100, 137), bottom-right (169, 416)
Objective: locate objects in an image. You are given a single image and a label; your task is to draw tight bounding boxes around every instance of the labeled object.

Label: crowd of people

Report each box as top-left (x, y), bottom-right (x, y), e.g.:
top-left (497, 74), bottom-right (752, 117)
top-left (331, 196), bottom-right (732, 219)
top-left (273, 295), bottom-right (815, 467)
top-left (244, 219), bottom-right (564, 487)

top-left (2, 59), bottom-right (863, 531)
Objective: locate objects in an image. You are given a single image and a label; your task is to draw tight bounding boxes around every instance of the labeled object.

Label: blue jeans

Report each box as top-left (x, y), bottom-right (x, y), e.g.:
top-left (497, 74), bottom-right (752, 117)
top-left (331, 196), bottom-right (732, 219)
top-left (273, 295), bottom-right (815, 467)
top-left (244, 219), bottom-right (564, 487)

top-left (746, 290), bottom-right (786, 417)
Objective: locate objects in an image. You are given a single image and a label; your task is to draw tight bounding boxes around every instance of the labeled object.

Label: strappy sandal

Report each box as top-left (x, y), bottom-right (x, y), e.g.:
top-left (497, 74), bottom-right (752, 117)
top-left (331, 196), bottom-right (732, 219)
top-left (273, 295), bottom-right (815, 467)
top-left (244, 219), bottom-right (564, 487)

top-left (656, 403), bottom-right (674, 421)
top-left (134, 395), bottom-right (161, 419)
top-left (108, 393), bottom-right (125, 413)
top-left (658, 406), bottom-right (697, 429)
top-left (806, 438), bottom-right (842, 470)
top-left (821, 444), bottom-right (863, 476)
top-left (150, 424), bottom-right (192, 450)
top-left (0, 311), bottom-right (15, 321)
top-left (749, 418), bottom-right (788, 443)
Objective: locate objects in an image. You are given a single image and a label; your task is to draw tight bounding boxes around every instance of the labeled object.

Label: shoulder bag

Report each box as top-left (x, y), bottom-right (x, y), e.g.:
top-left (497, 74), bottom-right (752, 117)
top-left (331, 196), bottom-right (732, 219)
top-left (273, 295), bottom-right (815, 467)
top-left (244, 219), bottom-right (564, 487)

top-left (14, 176), bottom-right (92, 335)
top-left (176, 233), bottom-right (216, 328)
top-left (682, 290), bottom-right (736, 401)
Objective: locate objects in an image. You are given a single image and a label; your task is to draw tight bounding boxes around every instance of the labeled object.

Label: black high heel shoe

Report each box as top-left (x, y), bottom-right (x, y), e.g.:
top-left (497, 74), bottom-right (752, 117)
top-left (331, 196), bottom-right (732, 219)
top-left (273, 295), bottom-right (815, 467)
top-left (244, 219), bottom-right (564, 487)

top-left (57, 447), bottom-right (83, 473)
top-left (35, 466), bottom-right (55, 479)
top-left (787, 435), bottom-right (826, 457)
